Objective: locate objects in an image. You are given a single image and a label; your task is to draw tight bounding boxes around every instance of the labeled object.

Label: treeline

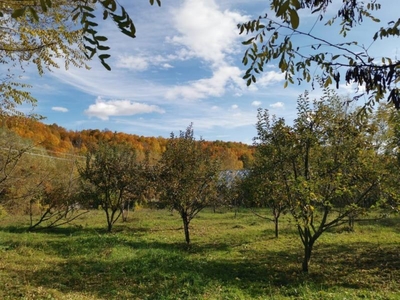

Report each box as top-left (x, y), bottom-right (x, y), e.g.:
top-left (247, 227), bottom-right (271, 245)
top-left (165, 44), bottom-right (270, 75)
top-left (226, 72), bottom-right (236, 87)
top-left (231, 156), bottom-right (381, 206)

top-left (2, 116), bottom-right (254, 170)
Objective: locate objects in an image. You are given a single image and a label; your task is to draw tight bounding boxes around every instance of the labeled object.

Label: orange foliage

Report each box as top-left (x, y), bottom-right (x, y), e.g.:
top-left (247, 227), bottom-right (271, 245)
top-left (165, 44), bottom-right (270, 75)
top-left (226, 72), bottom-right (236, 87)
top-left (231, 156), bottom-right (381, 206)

top-left (3, 116), bottom-right (254, 169)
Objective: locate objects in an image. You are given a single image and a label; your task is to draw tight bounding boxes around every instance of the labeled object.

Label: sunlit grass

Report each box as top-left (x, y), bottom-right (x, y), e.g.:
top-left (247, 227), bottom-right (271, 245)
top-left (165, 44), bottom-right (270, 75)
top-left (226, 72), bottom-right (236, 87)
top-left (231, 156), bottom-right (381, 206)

top-left (0, 208), bottom-right (399, 299)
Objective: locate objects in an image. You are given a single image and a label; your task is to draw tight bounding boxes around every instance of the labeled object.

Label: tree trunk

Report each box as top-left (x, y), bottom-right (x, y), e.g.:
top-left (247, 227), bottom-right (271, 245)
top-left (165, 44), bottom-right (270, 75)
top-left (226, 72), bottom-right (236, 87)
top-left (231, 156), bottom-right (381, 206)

top-left (273, 208), bottom-right (280, 238)
top-left (107, 219), bottom-right (113, 232)
top-left (301, 228), bottom-right (315, 273)
top-left (121, 201), bottom-right (130, 222)
top-left (348, 215), bottom-right (355, 231)
top-left (105, 208), bottom-right (113, 232)
top-left (182, 212), bottom-right (191, 245)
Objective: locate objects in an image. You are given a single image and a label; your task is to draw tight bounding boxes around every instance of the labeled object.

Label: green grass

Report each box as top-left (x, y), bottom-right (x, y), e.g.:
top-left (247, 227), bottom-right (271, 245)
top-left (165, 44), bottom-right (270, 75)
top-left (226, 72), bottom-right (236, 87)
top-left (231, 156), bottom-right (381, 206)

top-left (0, 208), bottom-right (399, 299)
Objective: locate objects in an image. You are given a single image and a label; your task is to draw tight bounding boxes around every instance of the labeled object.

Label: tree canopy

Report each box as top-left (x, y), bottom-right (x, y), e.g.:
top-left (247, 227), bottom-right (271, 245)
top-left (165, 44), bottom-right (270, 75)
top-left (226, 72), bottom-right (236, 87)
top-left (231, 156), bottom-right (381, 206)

top-left (239, 0), bottom-right (399, 110)
top-left (156, 124), bottom-right (220, 244)
top-left (78, 141), bottom-right (144, 232)
top-left (251, 86), bottom-right (385, 272)
top-left (1, 0), bottom-right (161, 116)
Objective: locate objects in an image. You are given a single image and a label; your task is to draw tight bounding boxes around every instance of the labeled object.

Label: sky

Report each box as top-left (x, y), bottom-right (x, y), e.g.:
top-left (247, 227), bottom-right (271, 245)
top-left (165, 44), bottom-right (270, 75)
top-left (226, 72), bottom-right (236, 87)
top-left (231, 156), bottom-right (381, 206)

top-left (18, 0), bottom-right (399, 144)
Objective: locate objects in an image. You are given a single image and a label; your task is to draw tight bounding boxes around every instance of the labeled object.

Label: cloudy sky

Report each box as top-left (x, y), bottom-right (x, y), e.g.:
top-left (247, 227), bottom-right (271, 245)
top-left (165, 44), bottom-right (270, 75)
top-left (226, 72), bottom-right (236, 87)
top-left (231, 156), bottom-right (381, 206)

top-left (22, 0), bottom-right (399, 144)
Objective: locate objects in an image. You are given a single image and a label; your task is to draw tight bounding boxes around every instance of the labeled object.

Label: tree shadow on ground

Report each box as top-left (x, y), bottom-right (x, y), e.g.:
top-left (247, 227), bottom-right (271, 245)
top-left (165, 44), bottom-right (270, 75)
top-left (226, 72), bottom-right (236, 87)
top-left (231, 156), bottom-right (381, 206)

top-left (8, 248), bottom-right (284, 299)
top-left (6, 237), bottom-right (398, 299)
top-left (0, 223), bottom-right (155, 235)
top-left (365, 215), bottom-right (400, 231)
top-left (310, 241), bottom-right (400, 289)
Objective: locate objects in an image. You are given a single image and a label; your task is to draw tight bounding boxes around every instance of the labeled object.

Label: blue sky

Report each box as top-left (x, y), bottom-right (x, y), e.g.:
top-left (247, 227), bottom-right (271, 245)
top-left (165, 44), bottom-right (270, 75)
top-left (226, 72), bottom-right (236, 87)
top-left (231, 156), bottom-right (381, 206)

top-left (19, 0), bottom-right (399, 144)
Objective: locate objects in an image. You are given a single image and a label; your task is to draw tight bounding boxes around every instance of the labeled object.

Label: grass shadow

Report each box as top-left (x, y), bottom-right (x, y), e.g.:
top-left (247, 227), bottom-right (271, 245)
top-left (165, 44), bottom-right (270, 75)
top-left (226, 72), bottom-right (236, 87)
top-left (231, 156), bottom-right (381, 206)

top-left (11, 247), bottom-right (295, 299)
top-left (2, 233), bottom-right (399, 299)
top-left (2, 209), bottom-right (400, 299)
top-left (306, 240), bottom-right (400, 290)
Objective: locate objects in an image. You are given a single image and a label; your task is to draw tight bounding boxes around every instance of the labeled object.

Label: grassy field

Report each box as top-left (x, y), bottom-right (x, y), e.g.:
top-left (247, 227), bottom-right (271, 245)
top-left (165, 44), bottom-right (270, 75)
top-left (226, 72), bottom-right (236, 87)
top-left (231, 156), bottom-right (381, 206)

top-left (0, 208), bottom-right (399, 299)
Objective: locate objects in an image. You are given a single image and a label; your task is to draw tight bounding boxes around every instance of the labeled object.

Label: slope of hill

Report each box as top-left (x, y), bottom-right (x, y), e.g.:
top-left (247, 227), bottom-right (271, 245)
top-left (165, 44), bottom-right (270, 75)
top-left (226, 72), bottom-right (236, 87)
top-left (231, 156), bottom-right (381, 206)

top-left (3, 116), bottom-right (254, 169)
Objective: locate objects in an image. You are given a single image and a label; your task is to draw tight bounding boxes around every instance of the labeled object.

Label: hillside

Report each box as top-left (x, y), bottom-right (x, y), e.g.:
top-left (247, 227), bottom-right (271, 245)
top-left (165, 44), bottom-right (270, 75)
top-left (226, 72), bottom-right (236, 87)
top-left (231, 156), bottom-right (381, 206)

top-left (2, 116), bottom-right (254, 169)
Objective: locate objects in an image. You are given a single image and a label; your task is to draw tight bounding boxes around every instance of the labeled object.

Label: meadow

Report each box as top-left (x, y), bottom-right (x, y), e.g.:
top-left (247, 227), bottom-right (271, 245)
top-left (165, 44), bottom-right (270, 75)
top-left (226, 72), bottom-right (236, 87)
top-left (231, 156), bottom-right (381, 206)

top-left (0, 208), bottom-right (399, 299)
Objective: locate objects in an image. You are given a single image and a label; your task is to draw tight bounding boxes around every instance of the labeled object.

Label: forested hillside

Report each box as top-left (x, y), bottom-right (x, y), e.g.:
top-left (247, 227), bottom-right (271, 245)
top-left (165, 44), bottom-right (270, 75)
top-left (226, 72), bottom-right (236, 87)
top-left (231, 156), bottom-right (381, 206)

top-left (2, 116), bottom-right (254, 169)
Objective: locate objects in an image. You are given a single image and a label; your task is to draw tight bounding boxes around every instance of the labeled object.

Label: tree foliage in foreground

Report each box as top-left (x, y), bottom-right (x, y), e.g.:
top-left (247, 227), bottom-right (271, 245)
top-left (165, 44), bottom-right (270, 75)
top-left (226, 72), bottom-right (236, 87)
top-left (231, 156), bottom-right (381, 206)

top-left (0, 129), bottom-right (31, 195)
top-left (239, 0), bottom-right (400, 109)
top-left (28, 158), bottom-right (88, 231)
top-left (1, 1), bottom-right (86, 115)
top-left (253, 87), bottom-right (383, 272)
top-left (0, 128), bottom-right (88, 229)
top-left (78, 141), bottom-right (149, 232)
top-left (1, 0), bottom-right (161, 115)
top-left (241, 114), bottom-right (292, 238)
top-left (156, 124), bottom-right (220, 245)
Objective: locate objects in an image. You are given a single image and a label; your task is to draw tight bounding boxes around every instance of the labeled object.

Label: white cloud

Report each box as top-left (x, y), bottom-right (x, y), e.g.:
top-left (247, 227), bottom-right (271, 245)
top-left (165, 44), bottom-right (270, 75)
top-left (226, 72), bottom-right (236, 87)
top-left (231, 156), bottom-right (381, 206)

top-left (251, 101), bottom-right (262, 107)
top-left (169, 0), bottom-right (248, 66)
top-left (270, 102), bottom-right (285, 109)
top-left (231, 104), bottom-right (238, 109)
top-left (116, 55), bottom-right (175, 71)
top-left (85, 97), bottom-right (165, 120)
top-left (50, 63), bottom-right (168, 104)
top-left (116, 55), bottom-right (149, 71)
top-left (339, 82), bottom-right (366, 95)
top-left (166, 65), bottom-right (243, 100)
top-left (52, 106), bottom-right (68, 112)
top-left (162, 63), bottom-right (173, 69)
top-left (257, 71), bottom-right (286, 86)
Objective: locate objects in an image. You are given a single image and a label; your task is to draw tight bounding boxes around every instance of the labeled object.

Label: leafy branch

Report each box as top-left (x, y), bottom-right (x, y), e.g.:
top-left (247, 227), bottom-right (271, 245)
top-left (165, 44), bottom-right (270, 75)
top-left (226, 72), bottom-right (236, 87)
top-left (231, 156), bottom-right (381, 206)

top-left (9, 0), bottom-right (162, 70)
top-left (238, 0), bottom-right (400, 110)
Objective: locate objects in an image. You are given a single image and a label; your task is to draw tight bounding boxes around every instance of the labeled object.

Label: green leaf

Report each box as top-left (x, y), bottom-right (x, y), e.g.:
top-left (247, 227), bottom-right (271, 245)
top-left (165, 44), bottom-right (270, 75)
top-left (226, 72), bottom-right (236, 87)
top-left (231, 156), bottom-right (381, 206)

top-left (82, 5), bottom-right (95, 12)
top-left (72, 12), bottom-right (80, 22)
top-left (101, 0), bottom-right (117, 11)
top-left (289, 8), bottom-right (299, 29)
top-left (86, 28), bottom-right (98, 35)
top-left (83, 36), bottom-right (96, 45)
top-left (149, 0), bottom-right (162, 5)
top-left (324, 76), bottom-right (332, 88)
top-left (242, 37), bottom-right (255, 45)
top-left (99, 54), bottom-right (111, 60)
top-left (28, 7), bottom-right (39, 22)
top-left (40, 0), bottom-right (48, 12)
top-left (101, 60), bottom-right (112, 71)
top-left (11, 8), bottom-right (26, 19)
top-left (86, 21), bottom-right (98, 27)
top-left (84, 46), bottom-right (96, 59)
top-left (95, 36), bottom-right (108, 42)
top-left (291, 0), bottom-right (301, 9)
top-left (111, 12), bottom-right (125, 22)
top-left (97, 45), bottom-right (111, 51)
top-left (243, 73), bottom-right (251, 80)
top-left (276, 0), bottom-right (289, 17)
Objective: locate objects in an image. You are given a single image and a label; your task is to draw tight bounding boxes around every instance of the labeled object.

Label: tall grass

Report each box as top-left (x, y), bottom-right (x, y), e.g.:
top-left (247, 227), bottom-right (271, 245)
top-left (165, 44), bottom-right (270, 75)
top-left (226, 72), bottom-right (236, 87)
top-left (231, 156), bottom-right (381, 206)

top-left (0, 208), bottom-right (399, 299)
